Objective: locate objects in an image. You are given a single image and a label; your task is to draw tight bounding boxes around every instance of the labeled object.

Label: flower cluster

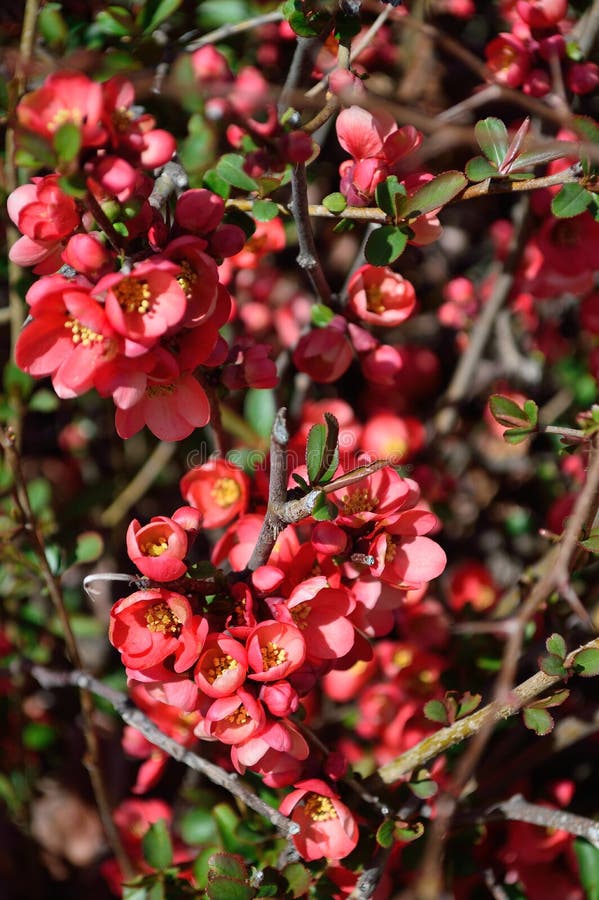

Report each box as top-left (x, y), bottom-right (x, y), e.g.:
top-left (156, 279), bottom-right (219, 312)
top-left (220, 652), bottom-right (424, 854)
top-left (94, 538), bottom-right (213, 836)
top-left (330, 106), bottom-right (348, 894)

top-left (9, 71), bottom-right (277, 440)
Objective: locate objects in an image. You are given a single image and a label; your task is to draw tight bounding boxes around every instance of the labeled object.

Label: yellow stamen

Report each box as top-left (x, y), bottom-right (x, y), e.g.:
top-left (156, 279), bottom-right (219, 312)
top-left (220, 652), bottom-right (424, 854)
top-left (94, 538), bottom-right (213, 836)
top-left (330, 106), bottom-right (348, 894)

top-left (365, 285), bottom-right (385, 314)
top-left (291, 604), bottom-right (311, 631)
top-left (304, 793), bottom-right (337, 822)
top-left (211, 477), bottom-right (241, 508)
top-left (227, 705), bottom-right (249, 726)
top-left (146, 383), bottom-right (176, 398)
top-left (384, 536), bottom-right (397, 564)
top-left (140, 537), bottom-right (169, 557)
top-left (393, 648), bottom-right (413, 669)
top-left (176, 261), bottom-right (198, 298)
top-left (114, 277), bottom-right (152, 314)
top-left (64, 317), bottom-right (104, 346)
top-left (206, 654), bottom-right (238, 684)
top-left (261, 640), bottom-right (287, 670)
top-left (342, 487), bottom-right (378, 515)
top-left (48, 107), bottom-right (83, 133)
top-left (145, 602), bottom-right (181, 635)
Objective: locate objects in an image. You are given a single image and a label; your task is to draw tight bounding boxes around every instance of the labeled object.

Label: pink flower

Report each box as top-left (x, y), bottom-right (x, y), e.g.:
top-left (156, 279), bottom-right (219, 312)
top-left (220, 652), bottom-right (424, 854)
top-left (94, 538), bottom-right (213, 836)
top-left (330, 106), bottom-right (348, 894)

top-left (194, 634), bottom-right (248, 698)
top-left (292, 318), bottom-right (354, 383)
top-left (180, 459), bottom-right (249, 529)
top-left (17, 71), bottom-right (106, 148)
top-left (348, 265), bottom-right (416, 327)
top-left (98, 259), bottom-right (187, 353)
top-left (280, 779), bottom-right (359, 861)
top-left (246, 620), bottom-right (306, 682)
top-left (126, 515), bottom-right (189, 581)
top-left (369, 514), bottom-right (447, 589)
top-left (114, 371), bottom-right (211, 441)
top-left (175, 189), bottom-right (225, 236)
top-left (203, 689), bottom-right (265, 744)
top-left (486, 34), bottom-right (531, 88)
top-left (360, 413), bottom-right (426, 464)
top-left (109, 589), bottom-right (207, 673)
top-left (281, 584), bottom-right (356, 662)
top-left (330, 465), bottom-right (411, 530)
top-left (515, 0), bottom-right (567, 28)
top-left (231, 719), bottom-right (309, 785)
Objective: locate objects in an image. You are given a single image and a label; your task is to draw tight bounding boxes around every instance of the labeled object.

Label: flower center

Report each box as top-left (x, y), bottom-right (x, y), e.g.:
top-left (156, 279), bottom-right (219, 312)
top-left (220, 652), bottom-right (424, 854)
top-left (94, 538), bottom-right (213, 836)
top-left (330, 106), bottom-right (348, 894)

top-left (393, 648), bottom-right (413, 669)
top-left (384, 536), bottom-right (397, 564)
top-left (176, 261), bottom-right (198, 298)
top-left (304, 793), bottom-right (337, 822)
top-left (48, 107), bottom-right (83, 133)
top-left (211, 477), bottom-right (241, 508)
top-left (146, 383), bottom-right (176, 398)
top-left (112, 107), bottom-right (134, 132)
top-left (114, 277), bottom-right (152, 314)
top-left (342, 488), bottom-right (378, 515)
top-left (227, 705), bottom-right (249, 726)
top-left (140, 536), bottom-right (169, 557)
top-left (145, 602), bottom-right (182, 635)
top-left (291, 604), bottom-right (310, 631)
top-left (64, 317), bottom-right (104, 346)
top-left (261, 640), bottom-right (287, 670)
top-left (206, 654), bottom-right (238, 684)
top-left (365, 285), bottom-right (385, 314)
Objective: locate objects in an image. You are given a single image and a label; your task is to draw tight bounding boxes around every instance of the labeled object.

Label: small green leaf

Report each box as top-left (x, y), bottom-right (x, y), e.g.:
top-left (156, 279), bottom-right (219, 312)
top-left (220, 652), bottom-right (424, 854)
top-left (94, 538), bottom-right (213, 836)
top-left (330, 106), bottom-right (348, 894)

top-left (503, 427), bottom-right (534, 444)
top-left (311, 303), bottom-right (335, 327)
top-left (306, 423), bottom-right (326, 485)
top-left (573, 648), bottom-right (599, 677)
top-left (574, 838), bottom-right (599, 900)
top-left (488, 394), bottom-right (528, 427)
top-left (580, 534), bottom-right (599, 553)
top-left (364, 225), bottom-right (408, 266)
top-left (292, 473), bottom-right (310, 492)
top-left (208, 852), bottom-right (248, 881)
top-left (282, 862), bottom-right (312, 898)
top-left (530, 689), bottom-right (569, 709)
top-left (75, 531), bottom-right (104, 565)
top-left (203, 169), bottom-right (230, 199)
top-left (139, 0), bottom-right (183, 34)
top-left (310, 491), bottom-right (335, 521)
top-left (522, 706), bottom-right (554, 735)
top-left (252, 200), bottom-right (279, 222)
top-left (401, 171), bottom-right (467, 219)
top-left (206, 878), bottom-right (254, 900)
top-left (523, 399), bottom-right (538, 426)
top-left (179, 808), bottom-right (219, 846)
top-left (53, 122), bottom-right (82, 163)
top-left (282, 0), bottom-right (328, 36)
top-left (546, 633), bottom-right (567, 660)
top-left (141, 820), bottom-right (173, 871)
top-left (122, 884), bottom-right (150, 900)
top-left (423, 699), bottom-right (448, 725)
top-left (22, 722), bottom-right (56, 750)
top-left (539, 654), bottom-right (567, 677)
top-left (572, 115), bottom-right (599, 145)
top-left (408, 769), bottom-right (438, 799)
top-left (376, 819), bottom-right (395, 848)
top-left (244, 389), bottom-right (276, 439)
top-left (465, 156), bottom-right (498, 182)
top-left (394, 820), bottom-right (424, 843)
top-left (29, 390), bottom-right (59, 413)
top-left (456, 692), bottom-right (482, 719)
top-left (38, 3), bottom-right (68, 47)
top-left (551, 183), bottom-right (593, 218)
top-left (216, 154), bottom-right (259, 192)
top-left (375, 175), bottom-right (407, 218)
top-left (322, 192), bottom-right (347, 214)
top-left (475, 117), bottom-right (508, 167)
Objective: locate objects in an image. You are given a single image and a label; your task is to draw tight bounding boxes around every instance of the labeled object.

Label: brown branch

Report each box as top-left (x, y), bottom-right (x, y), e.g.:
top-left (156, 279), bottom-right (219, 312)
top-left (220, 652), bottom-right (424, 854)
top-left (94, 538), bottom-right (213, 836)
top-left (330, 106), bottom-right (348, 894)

top-left (290, 163), bottom-right (334, 304)
top-left (0, 429), bottom-right (135, 879)
top-left (184, 10), bottom-right (284, 52)
top-left (487, 794), bottom-right (599, 844)
top-left (30, 665), bottom-right (299, 840)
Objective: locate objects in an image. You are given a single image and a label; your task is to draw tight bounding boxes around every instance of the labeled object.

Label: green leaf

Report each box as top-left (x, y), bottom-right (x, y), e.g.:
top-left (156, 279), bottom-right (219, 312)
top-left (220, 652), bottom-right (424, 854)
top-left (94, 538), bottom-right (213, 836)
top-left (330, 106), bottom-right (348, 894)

top-left (139, 0), bottom-right (183, 33)
top-left (29, 389), bottom-right (59, 413)
top-left (311, 303), bottom-right (335, 327)
top-left (376, 819), bottom-right (395, 848)
top-left (408, 769), bottom-right (438, 799)
top-left (180, 808), bottom-right (219, 846)
top-left (400, 171), bottom-right (467, 219)
top-left (203, 169), bottom-right (230, 199)
top-left (216, 154), bottom-right (259, 192)
top-left (213, 803), bottom-right (242, 853)
top-left (539, 654), bottom-right (567, 677)
top-left (141, 820), bottom-right (173, 871)
top-left (465, 156), bottom-right (498, 182)
top-left (504, 427), bottom-right (534, 444)
top-left (306, 414), bottom-right (339, 486)
top-left (244, 389), bottom-right (276, 439)
top-left (572, 115), bottom-right (599, 145)
top-left (364, 225), bottom-right (408, 266)
top-left (292, 473), bottom-right (310, 492)
top-left (22, 721), bottom-right (56, 750)
top-left (94, 7), bottom-right (134, 38)
top-left (394, 820), bottom-right (424, 843)
top-left (53, 122), bottom-right (82, 163)
top-left (198, 0), bottom-right (251, 30)
top-left (310, 491), bottom-right (335, 521)
top-left (208, 852), bottom-right (248, 881)
top-left (375, 175), bottom-right (407, 218)
top-left (281, 0), bottom-right (328, 36)
top-left (423, 699), bottom-right (448, 725)
top-left (322, 192), bottom-right (347, 213)
top-left (573, 648), bottom-right (599, 677)
top-left (580, 534), bottom-right (599, 553)
top-left (306, 423), bottom-right (326, 485)
top-left (546, 633), bottom-right (567, 660)
top-left (522, 706), bottom-right (554, 736)
top-left (488, 394), bottom-right (528, 427)
top-left (530, 689), bottom-right (569, 709)
top-left (193, 846), bottom-right (222, 889)
top-left (574, 838), bottom-right (599, 900)
top-left (123, 885), bottom-right (150, 900)
top-left (475, 117), bottom-right (509, 167)
top-left (523, 399), bottom-right (538, 426)
top-left (38, 3), bottom-right (68, 47)
top-left (206, 878), bottom-right (254, 900)
top-left (551, 183), bottom-right (593, 218)
top-left (456, 692), bottom-right (482, 719)
top-left (252, 200), bottom-right (279, 222)
top-left (75, 531), bottom-right (104, 565)
top-left (282, 862), bottom-right (312, 898)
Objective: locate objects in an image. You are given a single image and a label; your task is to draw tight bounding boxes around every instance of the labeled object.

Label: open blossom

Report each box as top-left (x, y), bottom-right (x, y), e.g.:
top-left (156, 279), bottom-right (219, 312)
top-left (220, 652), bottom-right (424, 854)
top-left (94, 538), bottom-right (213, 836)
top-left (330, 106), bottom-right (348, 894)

top-left (280, 779), bottom-right (359, 861)
top-left (180, 459), bottom-right (249, 529)
top-left (348, 265), bottom-right (416, 327)
top-left (7, 175), bottom-right (80, 273)
top-left (203, 688), bottom-right (265, 744)
top-left (485, 34), bottom-right (530, 88)
top-left (231, 719), bottom-right (309, 786)
top-left (109, 589), bottom-right (208, 673)
top-left (114, 371), bottom-right (211, 441)
top-left (126, 514), bottom-right (193, 582)
top-left (246, 620), bottom-right (306, 682)
top-left (195, 634), bottom-right (248, 698)
top-left (17, 71), bottom-right (106, 148)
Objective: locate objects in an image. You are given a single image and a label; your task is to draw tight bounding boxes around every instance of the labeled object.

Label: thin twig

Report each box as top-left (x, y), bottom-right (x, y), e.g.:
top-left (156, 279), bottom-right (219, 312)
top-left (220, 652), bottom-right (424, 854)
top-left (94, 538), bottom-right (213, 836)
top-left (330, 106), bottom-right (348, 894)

top-left (290, 163), bottom-right (334, 303)
top-left (184, 10), bottom-right (284, 52)
top-left (100, 441), bottom-right (178, 528)
top-left (30, 665), bottom-right (299, 840)
top-left (487, 794), bottom-right (599, 845)
top-left (0, 429), bottom-right (135, 879)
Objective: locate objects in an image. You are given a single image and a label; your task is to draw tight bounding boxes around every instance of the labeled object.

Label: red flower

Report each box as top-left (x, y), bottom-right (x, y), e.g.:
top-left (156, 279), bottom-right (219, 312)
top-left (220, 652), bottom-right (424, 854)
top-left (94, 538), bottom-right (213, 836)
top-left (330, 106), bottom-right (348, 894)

top-left (126, 515), bottom-right (189, 582)
top-left (280, 779), bottom-right (359, 861)
top-left (246, 620), bottom-right (306, 682)
top-left (180, 459), bottom-right (249, 529)
top-left (194, 634), bottom-right (248, 698)
top-left (114, 371), bottom-right (211, 441)
top-left (203, 688), bottom-right (265, 744)
top-left (17, 71), bottom-right (106, 149)
top-left (292, 318), bottom-right (354, 384)
top-left (109, 589), bottom-right (207, 673)
top-left (348, 265), bottom-right (416, 327)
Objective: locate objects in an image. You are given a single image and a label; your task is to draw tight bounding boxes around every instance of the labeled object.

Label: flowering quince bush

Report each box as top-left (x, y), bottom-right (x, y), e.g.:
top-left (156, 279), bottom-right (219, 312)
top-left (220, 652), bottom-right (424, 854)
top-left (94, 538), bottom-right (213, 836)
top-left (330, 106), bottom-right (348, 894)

top-left (4, 2), bottom-right (599, 899)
